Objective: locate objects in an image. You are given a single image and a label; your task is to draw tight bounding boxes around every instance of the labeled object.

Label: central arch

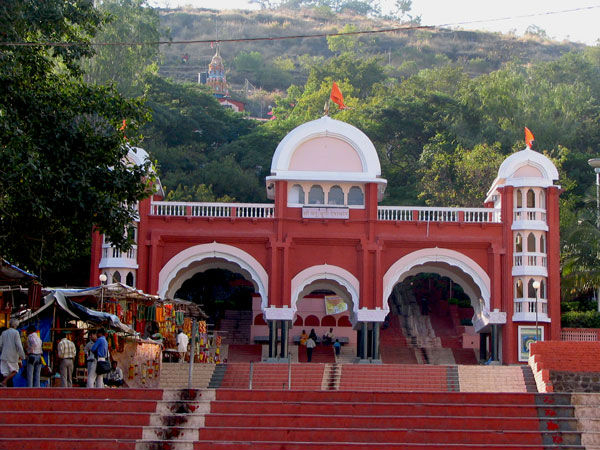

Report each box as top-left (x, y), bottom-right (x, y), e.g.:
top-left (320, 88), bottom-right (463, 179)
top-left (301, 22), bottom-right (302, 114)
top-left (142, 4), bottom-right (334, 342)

top-left (158, 243), bottom-right (268, 309)
top-left (383, 248), bottom-right (491, 323)
top-left (291, 264), bottom-right (360, 325)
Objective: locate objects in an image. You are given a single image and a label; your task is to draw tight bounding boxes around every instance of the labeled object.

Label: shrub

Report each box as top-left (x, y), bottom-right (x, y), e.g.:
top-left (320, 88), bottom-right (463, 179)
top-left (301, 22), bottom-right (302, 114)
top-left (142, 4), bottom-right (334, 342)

top-left (561, 310), bottom-right (600, 328)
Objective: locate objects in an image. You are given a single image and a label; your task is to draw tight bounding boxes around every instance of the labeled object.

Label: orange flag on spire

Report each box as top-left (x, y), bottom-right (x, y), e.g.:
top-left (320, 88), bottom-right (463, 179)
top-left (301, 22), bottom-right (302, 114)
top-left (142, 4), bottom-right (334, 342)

top-left (525, 127), bottom-right (535, 149)
top-left (330, 82), bottom-right (347, 110)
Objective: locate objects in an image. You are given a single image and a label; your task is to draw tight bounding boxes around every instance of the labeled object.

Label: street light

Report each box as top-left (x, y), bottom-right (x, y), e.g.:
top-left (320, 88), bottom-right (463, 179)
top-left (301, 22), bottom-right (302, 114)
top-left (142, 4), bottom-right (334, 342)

top-left (99, 273), bottom-right (108, 312)
top-left (532, 280), bottom-right (541, 342)
top-left (588, 158), bottom-right (600, 312)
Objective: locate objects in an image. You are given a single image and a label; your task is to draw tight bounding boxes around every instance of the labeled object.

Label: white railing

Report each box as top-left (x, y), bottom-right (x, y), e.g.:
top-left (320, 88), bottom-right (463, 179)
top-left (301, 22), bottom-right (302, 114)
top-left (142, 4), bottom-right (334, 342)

top-left (151, 201), bottom-right (274, 219)
top-left (513, 208), bottom-right (547, 222)
top-left (513, 252), bottom-right (547, 268)
top-left (514, 299), bottom-right (548, 314)
top-left (102, 246), bottom-right (137, 260)
top-left (377, 206), bottom-right (500, 223)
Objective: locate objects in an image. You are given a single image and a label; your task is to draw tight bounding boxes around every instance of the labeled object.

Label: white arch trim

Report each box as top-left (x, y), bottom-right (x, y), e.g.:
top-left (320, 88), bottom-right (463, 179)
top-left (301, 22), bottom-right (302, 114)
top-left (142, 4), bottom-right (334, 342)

top-left (158, 243), bottom-right (268, 307)
top-left (290, 264), bottom-right (361, 322)
top-left (383, 248), bottom-right (491, 315)
top-left (270, 116), bottom-right (381, 179)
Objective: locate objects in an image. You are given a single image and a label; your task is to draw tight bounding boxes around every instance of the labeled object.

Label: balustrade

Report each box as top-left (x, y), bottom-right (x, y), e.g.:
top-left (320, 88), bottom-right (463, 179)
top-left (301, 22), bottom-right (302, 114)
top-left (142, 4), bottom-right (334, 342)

top-left (513, 252), bottom-right (547, 268)
top-left (513, 208), bottom-right (547, 222)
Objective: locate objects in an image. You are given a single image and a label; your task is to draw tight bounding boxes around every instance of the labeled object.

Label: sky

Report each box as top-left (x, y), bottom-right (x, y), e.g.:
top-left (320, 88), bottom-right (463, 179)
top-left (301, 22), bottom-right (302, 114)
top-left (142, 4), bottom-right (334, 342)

top-left (150, 0), bottom-right (600, 45)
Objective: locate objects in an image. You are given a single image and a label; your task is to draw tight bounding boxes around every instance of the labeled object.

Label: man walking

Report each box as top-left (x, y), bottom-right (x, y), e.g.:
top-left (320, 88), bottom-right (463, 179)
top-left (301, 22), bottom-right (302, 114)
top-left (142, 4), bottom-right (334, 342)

top-left (0, 319), bottom-right (25, 387)
top-left (57, 331), bottom-right (76, 387)
top-left (176, 329), bottom-right (189, 362)
top-left (91, 328), bottom-right (108, 388)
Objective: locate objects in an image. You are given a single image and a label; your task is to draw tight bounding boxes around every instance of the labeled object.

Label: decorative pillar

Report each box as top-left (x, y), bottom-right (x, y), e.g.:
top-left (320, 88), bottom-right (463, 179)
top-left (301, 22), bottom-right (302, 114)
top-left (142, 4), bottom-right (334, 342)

top-left (479, 333), bottom-right (488, 361)
top-left (279, 320), bottom-right (288, 359)
top-left (361, 322), bottom-right (368, 360)
top-left (372, 322), bottom-right (380, 360)
top-left (268, 320), bottom-right (276, 358)
top-left (491, 324), bottom-right (499, 361)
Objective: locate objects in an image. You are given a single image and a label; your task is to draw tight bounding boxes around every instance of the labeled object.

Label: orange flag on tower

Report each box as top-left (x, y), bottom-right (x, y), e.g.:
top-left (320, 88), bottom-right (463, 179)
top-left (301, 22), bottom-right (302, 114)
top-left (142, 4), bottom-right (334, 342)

top-left (524, 127), bottom-right (535, 149)
top-left (330, 82), bottom-right (347, 110)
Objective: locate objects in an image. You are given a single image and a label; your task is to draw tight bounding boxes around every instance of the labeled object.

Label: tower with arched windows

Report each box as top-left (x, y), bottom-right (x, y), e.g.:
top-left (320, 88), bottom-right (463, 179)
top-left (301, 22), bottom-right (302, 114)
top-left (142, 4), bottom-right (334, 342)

top-left (485, 146), bottom-right (560, 361)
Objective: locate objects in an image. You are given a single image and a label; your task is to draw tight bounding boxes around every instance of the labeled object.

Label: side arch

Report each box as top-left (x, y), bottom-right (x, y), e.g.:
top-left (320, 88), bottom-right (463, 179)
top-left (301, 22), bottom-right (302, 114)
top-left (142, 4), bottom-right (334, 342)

top-left (158, 243), bottom-right (268, 309)
top-left (383, 248), bottom-right (491, 318)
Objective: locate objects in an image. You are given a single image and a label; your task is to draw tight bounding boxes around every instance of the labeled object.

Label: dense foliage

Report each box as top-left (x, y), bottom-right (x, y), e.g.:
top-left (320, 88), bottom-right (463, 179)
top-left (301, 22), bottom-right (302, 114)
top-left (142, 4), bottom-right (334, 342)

top-left (0, 0), bottom-right (154, 281)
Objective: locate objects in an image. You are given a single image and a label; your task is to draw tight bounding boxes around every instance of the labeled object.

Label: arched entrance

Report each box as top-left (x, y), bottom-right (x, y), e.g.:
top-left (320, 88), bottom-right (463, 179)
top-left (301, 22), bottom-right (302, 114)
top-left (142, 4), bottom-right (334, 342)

top-left (158, 243), bottom-right (268, 349)
top-left (382, 248), bottom-right (497, 364)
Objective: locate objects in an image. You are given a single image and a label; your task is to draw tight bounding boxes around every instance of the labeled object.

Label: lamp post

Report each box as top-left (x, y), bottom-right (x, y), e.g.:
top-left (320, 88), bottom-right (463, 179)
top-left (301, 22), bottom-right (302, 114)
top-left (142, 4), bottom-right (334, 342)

top-left (99, 273), bottom-right (107, 312)
top-left (587, 158), bottom-right (600, 311)
top-left (532, 280), bottom-right (541, 342)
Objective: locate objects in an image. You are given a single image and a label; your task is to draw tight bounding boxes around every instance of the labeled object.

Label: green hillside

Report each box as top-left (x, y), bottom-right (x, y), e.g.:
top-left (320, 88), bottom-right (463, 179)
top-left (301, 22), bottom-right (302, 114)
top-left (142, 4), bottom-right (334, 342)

top-left (157, 7), bottom-right (584, 92)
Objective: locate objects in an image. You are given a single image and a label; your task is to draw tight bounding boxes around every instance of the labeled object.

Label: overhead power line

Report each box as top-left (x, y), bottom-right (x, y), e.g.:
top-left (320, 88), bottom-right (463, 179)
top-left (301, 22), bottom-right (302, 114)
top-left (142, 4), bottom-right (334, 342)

top-left (0, 5), bottom-right (598, 48)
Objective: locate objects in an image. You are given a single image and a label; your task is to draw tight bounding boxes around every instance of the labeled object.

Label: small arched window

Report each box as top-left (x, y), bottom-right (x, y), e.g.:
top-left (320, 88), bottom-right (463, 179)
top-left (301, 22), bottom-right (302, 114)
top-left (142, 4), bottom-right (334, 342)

top-left (528, 278), bottom-right (537, 298)
top-left (515, 233), bottom-right (523, 252)
top-left (527, 233), bottom-right (536, 253)
top-left (290, 184), bottom-right (305, 204)
top-left (348, 186), bottom-right (365, 206)
top-left (540, 234), bottom-right (546, 253)
top-left (516, 279), bottom-right (523, 298)
top-left (308, 185), bottom-right (324, 204)
top-left (516, 189), bottom-right (523, 208)
top-left (112, 271), bottom-right (121, 283)
top-left (328, 186), bottom-right (344, 205)
top-left (126, 272), bottom-right (134, 287)
top-left (540, 279), bottom-right (547, 299)
top-left (527, 189), bottom-right (536, 208)
top-left (539, 190), bottom-right (546, 209)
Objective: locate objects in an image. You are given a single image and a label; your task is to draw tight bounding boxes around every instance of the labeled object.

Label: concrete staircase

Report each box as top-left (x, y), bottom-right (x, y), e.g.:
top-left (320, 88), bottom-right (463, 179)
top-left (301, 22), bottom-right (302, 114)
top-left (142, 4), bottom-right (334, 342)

top-left (572, 393), bottom-right (600, 450)
top-left (218, 310), bottom-right (252, 345)
top-left (159, 362), bottom-right (217, 389)
top-left (196, 390), bottom-right (584, 449)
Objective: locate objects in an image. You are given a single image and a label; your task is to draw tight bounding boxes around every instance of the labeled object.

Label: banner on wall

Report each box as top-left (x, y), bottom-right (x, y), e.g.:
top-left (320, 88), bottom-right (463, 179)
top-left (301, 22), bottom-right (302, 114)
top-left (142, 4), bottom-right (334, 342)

top-left (519, 325), bottom-right (544, 362)
top-left (324, 295), bottom-right (348, 315)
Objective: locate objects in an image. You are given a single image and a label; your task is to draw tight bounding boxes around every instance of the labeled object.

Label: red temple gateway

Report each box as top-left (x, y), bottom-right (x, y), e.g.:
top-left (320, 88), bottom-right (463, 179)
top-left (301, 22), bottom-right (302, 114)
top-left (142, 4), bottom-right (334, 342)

top-left (91, 116), bottom-right (560, 365)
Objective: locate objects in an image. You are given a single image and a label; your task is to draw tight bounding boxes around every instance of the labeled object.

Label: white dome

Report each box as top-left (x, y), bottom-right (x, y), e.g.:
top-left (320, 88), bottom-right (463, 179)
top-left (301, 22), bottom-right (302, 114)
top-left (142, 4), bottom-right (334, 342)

top-left (497, 147), bottom-right (559, 183)
top-left (268, 116), bottom-right (384, 184)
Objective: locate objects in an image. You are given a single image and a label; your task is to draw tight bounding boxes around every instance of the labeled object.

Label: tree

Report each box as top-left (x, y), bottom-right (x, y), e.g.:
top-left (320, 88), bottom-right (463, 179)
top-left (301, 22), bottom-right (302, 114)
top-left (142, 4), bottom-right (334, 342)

top-left (82, 0), bottom-right (162, 97)
top-left (0, 0), bottom-right (154, 281)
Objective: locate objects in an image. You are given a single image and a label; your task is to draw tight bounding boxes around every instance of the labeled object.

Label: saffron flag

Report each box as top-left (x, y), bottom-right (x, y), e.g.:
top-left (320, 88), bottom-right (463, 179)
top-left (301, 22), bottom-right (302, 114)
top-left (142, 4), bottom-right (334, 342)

top-left (330, 82), bottom-right (346, 110)
top-left (525, 127), bottom-right (535, 149)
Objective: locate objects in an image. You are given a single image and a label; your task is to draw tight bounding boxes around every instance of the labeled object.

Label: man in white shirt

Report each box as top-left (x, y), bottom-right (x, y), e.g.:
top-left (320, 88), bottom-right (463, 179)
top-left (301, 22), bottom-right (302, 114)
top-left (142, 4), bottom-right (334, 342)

top-left (0, 319), bottom-right (26, 387)
top-left (176, 329), bottom-right (189, 362)
top-left (84, 331), bottom-right (97, 388)
top-left (57, 331), bottom-right (76, 387)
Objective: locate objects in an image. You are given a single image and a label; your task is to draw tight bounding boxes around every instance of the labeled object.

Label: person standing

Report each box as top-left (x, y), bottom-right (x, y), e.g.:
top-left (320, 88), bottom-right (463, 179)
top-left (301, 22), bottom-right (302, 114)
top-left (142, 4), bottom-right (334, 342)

top-left (91, 328), bottom-right (108, 388)
top-left (57, 331), bottom-right (76, 387)
top-left (176, 329), bottom-right (189, 362)
top-left (305, 336), bottom-right (316, 362)
top-left (0, 319), bottom-right (25, 387)
top-left (84, 331), bottom-right (97, 388)
top-left (26, 325), bottom-right (43, 387)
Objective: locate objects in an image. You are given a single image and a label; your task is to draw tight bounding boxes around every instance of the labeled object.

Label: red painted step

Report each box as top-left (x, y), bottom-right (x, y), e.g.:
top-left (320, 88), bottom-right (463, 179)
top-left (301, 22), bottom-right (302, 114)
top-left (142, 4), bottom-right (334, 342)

top-left (227, 344), bottom-right (262, 362)
top-left (194, 443), bottom-right (547, 450)
top-left (0, 398), bottom-right (159, 413)
top-left (0, 439), bottom-right (136, 450)
top-left (197, 427), bottom-right (543, 445)
top-left (2, 411), bottom-right (152, 426)
top-left (203, 413), bottom-right (542, 431)
top-left (0, 387), bottom-right (163, 399)
top-left (209, 400), bottom-right (539, 417)
top-left (0, 424), bottom-right (143, 439)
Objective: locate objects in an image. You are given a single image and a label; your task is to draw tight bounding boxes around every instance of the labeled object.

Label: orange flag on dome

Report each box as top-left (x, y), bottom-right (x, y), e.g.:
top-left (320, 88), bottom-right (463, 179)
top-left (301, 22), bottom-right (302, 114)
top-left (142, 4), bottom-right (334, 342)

top-left (525, 127), bottom-right (535, 149)
top-left (330, 82), bottom-right (347, 110)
